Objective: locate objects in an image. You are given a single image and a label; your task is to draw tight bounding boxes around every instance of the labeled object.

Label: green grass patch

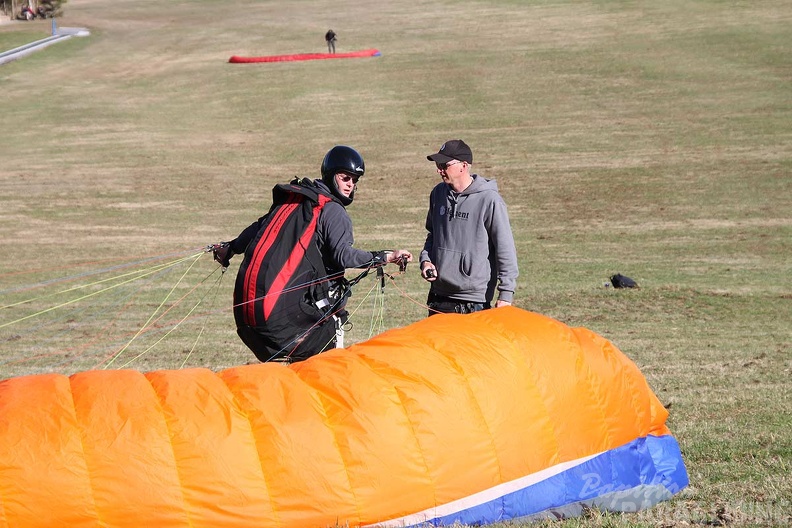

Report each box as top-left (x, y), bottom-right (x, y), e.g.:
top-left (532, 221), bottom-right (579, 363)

top-left (0, 26), bottom-right (50, 50)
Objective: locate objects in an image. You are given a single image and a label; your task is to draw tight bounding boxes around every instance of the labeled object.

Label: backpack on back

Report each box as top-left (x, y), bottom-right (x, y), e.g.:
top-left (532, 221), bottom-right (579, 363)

top-left (233, 178), bottom-right (340, 361)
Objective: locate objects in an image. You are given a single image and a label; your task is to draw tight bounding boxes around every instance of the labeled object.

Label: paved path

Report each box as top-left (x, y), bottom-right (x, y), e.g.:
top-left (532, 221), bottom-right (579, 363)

top-left (0, 26), bottom-right (90, 65)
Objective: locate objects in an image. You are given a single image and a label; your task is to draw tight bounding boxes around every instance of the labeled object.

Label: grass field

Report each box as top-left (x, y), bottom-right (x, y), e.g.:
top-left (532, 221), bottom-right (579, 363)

top-left (1, 0), bottom-right (790, 526)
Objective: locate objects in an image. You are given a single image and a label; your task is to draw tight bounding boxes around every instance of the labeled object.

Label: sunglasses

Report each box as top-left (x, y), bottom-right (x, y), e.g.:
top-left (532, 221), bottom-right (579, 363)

top-left (338, 174), bottom-right (360, 184)
top-left (436, 160), bottom-right (462, 171)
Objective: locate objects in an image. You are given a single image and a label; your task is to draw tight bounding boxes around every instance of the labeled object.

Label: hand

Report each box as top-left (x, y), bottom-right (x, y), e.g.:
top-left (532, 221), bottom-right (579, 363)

top-left (388, 249), bottom-right (413, 264)
top-left (495, 299), bottom-right (512, 308)
top-left (421, 262), bottom-right (437, 282)
top-left (212, 242), bottom-right (233, 268)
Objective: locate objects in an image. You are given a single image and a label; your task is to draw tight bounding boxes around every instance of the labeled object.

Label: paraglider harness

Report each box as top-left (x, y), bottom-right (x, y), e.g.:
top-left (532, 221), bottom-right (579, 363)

top-left (229, 178), bottom-right (397, 363)
top-left (230, 178), bottom-right (348, 362)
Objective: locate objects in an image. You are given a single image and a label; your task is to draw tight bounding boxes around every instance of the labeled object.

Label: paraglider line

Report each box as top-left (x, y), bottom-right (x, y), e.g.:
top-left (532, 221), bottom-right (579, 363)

top-left (0, 252), bottom-right (205, 330)
top-left (1, 252), bottom-right (205, 311)
top-left (229, 270), bottom-right (348, 313)
top-left (384, 273), bottom-right (436, 313)
top-left (180, 271), bottom-right (225, 369)
top-left (256, 274), bottom-right (381, 363)
top-left (0, 262), bottom-right (195, 370)
top-left (0, 248), bottom-right (206, 296)
top-left (368, 273), bottom-right (386, 339)
top-left (88, 265), bottom-right (220, 370)
top-left (116, 266), bottom-right (222, 369)
top-left (103, 252), bottom-right (204, 369)
top-left (278, 260), bottom-right (392, 360)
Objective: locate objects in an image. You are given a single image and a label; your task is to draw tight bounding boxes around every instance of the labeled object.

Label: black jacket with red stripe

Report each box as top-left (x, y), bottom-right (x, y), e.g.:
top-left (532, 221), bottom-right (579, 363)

top-left (230, 178), bottom-right (381, 336)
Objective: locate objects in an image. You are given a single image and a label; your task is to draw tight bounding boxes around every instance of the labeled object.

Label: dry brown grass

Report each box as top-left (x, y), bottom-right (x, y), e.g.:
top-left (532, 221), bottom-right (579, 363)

top-left (1, 0), bottom-right (790, 525)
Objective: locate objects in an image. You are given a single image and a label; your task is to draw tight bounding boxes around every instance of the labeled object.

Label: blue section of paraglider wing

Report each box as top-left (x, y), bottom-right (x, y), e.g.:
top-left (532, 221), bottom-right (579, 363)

top-left (647, 430), bottom-right (690, 492)
top-left (392, 434), bottom-right (687, 527)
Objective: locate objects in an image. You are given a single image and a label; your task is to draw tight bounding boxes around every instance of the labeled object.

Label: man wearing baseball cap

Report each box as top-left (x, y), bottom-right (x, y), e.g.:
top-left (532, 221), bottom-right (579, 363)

top-left (420, 139), bottom-right (519, 316)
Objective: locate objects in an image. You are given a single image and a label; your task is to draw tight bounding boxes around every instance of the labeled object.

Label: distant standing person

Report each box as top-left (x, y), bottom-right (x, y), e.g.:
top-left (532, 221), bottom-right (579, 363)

top-left (420, 140), bottom-right (519, 316)
top-left (325, 29), bottom-right (337, 53)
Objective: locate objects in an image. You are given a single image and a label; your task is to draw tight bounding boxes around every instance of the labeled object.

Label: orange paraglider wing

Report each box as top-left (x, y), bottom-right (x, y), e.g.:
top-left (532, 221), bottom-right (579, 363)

top-left (0, 307), bottom-right (687, 527)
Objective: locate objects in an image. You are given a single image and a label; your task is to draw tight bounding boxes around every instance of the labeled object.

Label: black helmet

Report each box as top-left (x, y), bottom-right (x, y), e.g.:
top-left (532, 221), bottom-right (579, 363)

top-left (321, 145), bottom-right (365, 206)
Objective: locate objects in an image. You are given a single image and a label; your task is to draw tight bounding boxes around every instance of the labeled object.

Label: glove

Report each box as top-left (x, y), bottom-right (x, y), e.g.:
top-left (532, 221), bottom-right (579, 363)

top-left (369, 251), bottom-right (389, 267)
top-left (212, 242), bottom-right (234, 268)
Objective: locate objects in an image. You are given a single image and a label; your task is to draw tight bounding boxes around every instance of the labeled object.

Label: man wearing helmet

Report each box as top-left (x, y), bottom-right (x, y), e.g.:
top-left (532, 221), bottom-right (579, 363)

top-left (312, 146), bottom-right (412, 296)
top-left (319, 144), bottom-right (364, 206)
top-left (214, 146), bottom-right (412, 363)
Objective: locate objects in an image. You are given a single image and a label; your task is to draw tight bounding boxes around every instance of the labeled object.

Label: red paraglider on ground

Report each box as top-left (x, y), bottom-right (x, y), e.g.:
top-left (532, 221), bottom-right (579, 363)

top-left (229, 49), bottom-right (381, 63)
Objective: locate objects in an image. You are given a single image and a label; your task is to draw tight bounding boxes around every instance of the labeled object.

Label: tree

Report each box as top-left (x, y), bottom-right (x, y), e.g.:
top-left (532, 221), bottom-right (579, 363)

top-left (38, 0), bottom-right (67, 18)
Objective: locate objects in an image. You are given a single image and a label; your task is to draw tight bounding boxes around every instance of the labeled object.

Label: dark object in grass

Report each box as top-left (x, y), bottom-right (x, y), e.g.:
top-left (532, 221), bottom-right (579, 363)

top-left (610, 273), bottom-right (639, 289)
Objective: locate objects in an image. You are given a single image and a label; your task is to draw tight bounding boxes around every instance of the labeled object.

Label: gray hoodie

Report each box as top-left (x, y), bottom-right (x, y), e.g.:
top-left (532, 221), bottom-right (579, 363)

top-left (420, 175), bottom-right (518, 303)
